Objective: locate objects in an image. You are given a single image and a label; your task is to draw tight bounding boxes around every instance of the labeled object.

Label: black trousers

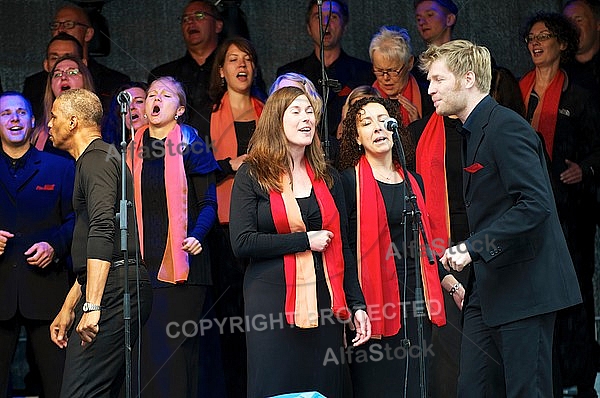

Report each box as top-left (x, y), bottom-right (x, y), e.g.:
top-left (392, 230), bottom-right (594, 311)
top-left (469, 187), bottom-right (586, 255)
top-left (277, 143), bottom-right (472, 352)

top-left (138, 285), bottom-right (207, 398)
top-left (0, 313), bottom-right (65, 398)
top-left (457, 281), bottom-right (555, 398)
top-left (60, 265), bottom-right (152, 398)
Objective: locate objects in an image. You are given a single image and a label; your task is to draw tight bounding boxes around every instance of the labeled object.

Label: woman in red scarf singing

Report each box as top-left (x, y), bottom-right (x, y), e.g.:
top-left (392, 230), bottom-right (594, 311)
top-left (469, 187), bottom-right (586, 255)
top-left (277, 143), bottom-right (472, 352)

top-left (369, 26), bottom-right (434, 130)
top-left (338, 96), bottom-right (462, 397)
top-left (229, 86), bottom-right (371, 398)
top-left (126, 76), bottom-right (220, 397)
top-left (207, 37), bottom-right (265, 397)
top-left (520, 12), bottom-right (600, 397)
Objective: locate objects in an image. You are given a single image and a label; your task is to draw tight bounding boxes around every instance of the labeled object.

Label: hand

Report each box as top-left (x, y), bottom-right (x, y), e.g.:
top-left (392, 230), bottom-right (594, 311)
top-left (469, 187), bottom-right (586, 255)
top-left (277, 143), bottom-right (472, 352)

top-left (229, 154), bottom-right (248, 172)
top-left (25, 241), bottom-right (55, 268)
top-left (560, 159), bottom-right (582, 184)
top-left (440, 242), bottom-right (472, 272)
top-left (50, 307), bottom-right (75, 349)
top-left (351, 309), bottom-right (372, 346)
top-left (0, 230), bottom-right (14, 255)
top-left (77, 311), bottom-right (101, 346)
top-left (182, 237), bottom-right (202, 255)
top-left (307, 230), bottom-right (333, 252)
top-left (397, 95), bottom-right (420, 123)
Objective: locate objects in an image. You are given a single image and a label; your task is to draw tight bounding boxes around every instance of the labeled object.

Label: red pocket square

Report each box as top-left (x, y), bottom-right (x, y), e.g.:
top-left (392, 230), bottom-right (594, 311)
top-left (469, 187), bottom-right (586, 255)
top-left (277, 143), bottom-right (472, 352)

top-left (464, 163), bottom-right (484, 174)
top-left (36, 184), bottom-right (55, 191)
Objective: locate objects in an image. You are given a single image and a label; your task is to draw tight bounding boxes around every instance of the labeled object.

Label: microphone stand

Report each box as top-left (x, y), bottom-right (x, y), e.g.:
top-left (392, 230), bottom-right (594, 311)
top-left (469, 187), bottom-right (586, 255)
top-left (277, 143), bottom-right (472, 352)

top-left (117, 94), bottom-right (133, 398)
top-left (316, 0), bottom-right (340, 161)
top-left (391, 124), bottom-right (435, 398)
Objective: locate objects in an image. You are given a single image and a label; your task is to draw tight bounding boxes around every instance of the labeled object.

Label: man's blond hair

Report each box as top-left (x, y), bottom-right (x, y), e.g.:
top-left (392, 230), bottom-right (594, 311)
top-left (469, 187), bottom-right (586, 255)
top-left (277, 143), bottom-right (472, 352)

top-left (420, 39), bottom-right (492, 93)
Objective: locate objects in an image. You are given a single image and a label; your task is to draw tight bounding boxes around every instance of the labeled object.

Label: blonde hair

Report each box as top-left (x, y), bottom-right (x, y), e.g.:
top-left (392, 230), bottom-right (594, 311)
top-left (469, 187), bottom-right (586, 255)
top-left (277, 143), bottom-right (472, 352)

top-left (246, 86), bottom-right (330, 192)
top-left (419, 39), bottom-right (492, 94)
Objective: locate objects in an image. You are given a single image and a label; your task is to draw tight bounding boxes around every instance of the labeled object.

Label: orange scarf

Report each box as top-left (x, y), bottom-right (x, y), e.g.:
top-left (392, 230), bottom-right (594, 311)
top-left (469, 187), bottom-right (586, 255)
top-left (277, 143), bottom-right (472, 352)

top-left (270, 163), bottom-right (350, 328)
top-left (416, 113), bottom-right (450, 255)
top-left (356, 156), bottom-right (446, 331)
top-left (519, 69), bottom-right (565, 159)
top-left (210, 92), bottom-right (263, 223)
top-left (127, 124), bottom-right (189, 283)
top-left (373, 74), bottom-right (422, 127)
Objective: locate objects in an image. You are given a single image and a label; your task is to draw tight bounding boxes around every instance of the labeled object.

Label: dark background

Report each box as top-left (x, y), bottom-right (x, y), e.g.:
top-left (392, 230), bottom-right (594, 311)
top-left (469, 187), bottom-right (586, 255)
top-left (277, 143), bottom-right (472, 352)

top-left (1, 0), bottom-right (563, 91)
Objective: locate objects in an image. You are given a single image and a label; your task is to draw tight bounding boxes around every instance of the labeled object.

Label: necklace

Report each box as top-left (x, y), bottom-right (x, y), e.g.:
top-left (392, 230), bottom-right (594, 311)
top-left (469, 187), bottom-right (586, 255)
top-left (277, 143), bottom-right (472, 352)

top-left (372, 167), bottom-right (396, 182)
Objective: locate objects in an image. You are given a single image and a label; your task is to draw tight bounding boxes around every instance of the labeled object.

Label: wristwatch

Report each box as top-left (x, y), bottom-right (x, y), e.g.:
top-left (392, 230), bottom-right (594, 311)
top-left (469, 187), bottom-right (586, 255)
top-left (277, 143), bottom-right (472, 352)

top-left (82, 302), bottom-right (102, 313)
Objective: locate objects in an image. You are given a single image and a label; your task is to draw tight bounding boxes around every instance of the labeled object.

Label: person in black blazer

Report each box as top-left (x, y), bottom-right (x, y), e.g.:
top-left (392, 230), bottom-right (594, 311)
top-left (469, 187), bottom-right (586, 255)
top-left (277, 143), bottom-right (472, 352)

top-left (0, 92), bottom-right (74, 398)
top-left (420, 40), bottom-right (582, 397)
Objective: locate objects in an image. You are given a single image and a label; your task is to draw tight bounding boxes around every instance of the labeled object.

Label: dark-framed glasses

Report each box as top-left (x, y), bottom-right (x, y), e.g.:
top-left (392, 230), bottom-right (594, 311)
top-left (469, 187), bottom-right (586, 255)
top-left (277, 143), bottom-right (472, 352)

top-left (52, 68), bottom-right (81, 79)
top-left (373, 66), bottom-right (405, 78)
top-left (524, 32), bottom-right (556, 44)
top-left (49, 20), bottom-right (89, 30)
top-left (181, 11), bottom-right (217, 24)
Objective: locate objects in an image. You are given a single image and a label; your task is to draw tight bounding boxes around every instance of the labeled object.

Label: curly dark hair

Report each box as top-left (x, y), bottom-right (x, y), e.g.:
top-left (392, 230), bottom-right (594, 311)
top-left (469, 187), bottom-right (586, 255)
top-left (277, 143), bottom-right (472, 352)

top-left (522, 12), bottom-right (579, 65)
top-left (338, 96), bottom-right (415, 171)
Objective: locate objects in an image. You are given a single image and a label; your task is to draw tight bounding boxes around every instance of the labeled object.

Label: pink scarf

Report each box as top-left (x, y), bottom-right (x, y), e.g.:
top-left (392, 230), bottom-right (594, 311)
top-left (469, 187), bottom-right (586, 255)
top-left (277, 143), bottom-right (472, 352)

top-left (127, 124), bottom-right (189, 283)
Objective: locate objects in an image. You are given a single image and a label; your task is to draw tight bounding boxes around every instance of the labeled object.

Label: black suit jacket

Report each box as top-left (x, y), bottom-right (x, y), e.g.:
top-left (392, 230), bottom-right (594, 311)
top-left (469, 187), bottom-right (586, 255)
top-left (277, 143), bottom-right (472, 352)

top-left (461, 95), bottom-right (581, 327)
top-left (0, 148), bottom-right (75, 320)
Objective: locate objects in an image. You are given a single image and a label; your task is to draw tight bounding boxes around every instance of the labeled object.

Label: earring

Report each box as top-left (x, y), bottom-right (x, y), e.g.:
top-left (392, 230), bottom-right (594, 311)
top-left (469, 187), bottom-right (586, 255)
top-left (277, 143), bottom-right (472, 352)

top-left (174, 115), bottom-right (179, 121)
top-left (221, 77), bottom-right (225, 87)
top-left (358, 143), bottom-right (363, 152)
top-left (143, 114), bottom-right (147, 119)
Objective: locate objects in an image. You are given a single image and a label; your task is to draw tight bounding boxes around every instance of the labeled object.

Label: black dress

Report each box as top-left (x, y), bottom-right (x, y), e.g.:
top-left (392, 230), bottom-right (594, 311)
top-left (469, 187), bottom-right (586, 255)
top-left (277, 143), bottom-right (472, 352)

top-left (229, 164), bottom-right (365, 398)
top-left (340, 170), bottom-right (433, 398)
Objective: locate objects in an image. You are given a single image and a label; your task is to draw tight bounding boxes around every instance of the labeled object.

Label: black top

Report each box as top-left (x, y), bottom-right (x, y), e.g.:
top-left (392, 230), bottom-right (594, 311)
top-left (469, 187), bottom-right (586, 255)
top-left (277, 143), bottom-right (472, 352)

top-left (230, 163), bottom-right (366, 313)
top-left (215, 120), bottom-right (255, 182)
top-left (140, 134), bottom-right (218, 287)
top-left (72, 139), bottom-right (137, 283)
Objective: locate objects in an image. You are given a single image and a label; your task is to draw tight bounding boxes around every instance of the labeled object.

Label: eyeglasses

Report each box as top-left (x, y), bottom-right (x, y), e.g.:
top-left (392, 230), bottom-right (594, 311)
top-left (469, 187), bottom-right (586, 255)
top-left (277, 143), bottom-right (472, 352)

top-left (52, 68), bottom-right (81, 79)
top-left (524, 32), bottom-right (556, 44)
top-left (373, 66), bottom-right (406, 78)
top-left (49, 20), bottom-right (89, 30)
top-left (181, 11), bottom-right (217, 24)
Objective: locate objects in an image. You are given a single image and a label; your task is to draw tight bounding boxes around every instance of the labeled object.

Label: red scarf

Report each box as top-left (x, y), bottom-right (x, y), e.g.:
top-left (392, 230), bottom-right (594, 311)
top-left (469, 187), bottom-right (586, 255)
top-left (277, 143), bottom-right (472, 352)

top-left (127, 124), bottom-right (189, 283)
top-left (416, 113), bottom-right (450, 255)
top-left (210, 92), bottom-right (263, 223)
top-left (356, 156), bottom-right (446, 332)
top-left (373, 74), bottom-right (422, 127)
top-left (270, 163), bottom-right (350, 328)
top-left (519, 69), bottom-right (565, 159)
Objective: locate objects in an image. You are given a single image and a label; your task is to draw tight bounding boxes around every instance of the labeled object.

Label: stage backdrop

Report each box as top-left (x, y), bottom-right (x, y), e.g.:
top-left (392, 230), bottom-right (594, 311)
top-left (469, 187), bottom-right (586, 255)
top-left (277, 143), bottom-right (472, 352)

top-left (1, 0), bottom-right (564, 91)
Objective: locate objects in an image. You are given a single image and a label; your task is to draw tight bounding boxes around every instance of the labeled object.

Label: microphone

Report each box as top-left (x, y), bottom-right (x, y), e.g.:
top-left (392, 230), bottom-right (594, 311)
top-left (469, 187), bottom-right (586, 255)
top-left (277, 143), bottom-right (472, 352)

top-left (384, 117), bottom-right (399, 132)
top-left (117, 90), bottom-right (132, 106)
